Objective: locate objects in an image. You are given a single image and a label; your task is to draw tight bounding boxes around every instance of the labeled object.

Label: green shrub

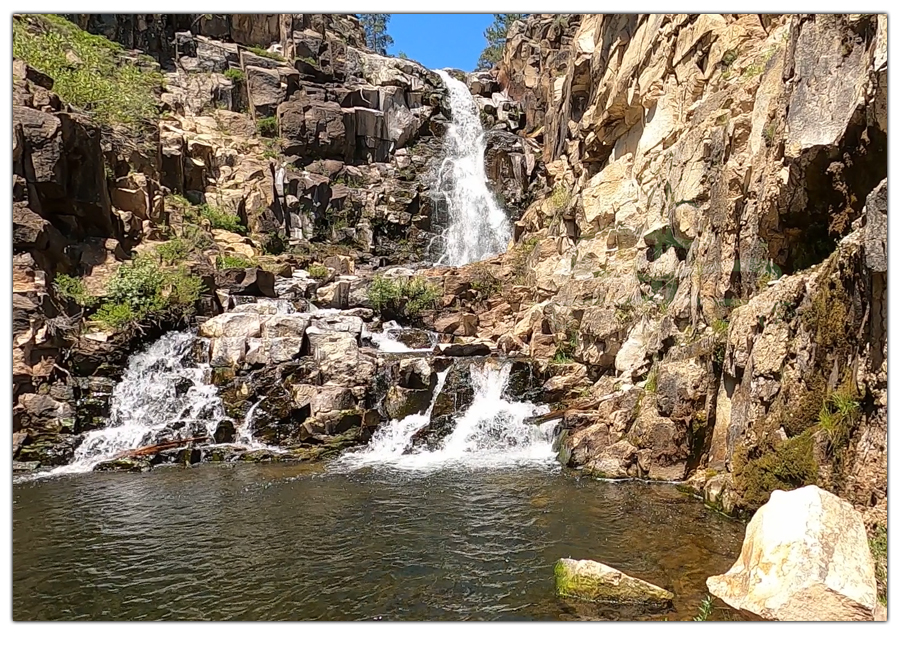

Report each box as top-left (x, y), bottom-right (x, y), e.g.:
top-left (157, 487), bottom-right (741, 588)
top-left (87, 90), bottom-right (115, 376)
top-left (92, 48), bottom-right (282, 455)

top-left (721, 48), bottom-right (739, 67)
top-left (223, 67), bottom-right (244, 82)
top-left (256, 115), bottom-right (278, 138)
top-left (547, 183), bottom-right (571, 220)
top-left (216, 255), bottom-right (254, 270)
top-left (89, 254), bottom-right (203, 331)
top-left (469, 266), bottom-right (501, 300)
top-left (246, 46), bottom-right (284, 62)
top-left (182, 223), bottom-right (216, 251)
top-left (91, 302), bottom-right (139, 329)
top-left (156, 238), bottom-right (191, 264)
top-left (307, 264), bottom-right (329, 279)
top-left (711, 318), bottom-right (730, 336)
top-left (645, 363), bottom-right (659, 393)
top-left (12, 14), bottom-right (163, 129)
top-left (367, 275), bottom-right (440, 319)
top-left (199, 203), bottom-right (246, 234)
top-left (53, 274), bottom-right (96, 307)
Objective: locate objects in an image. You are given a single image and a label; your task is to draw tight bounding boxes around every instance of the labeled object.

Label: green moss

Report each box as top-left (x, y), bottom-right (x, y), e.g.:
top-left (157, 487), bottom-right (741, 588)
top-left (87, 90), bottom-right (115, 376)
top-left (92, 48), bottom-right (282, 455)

top-left (721, 48), bottom-right (739, 67)
top-left (246, 45), bottom-right (284, 62)
top-left (733, 430), bottom-right (819, 510)
top-left (13, 14), bottom-right (163, 130)
top-left (644, 364), bottom-right (659, 393)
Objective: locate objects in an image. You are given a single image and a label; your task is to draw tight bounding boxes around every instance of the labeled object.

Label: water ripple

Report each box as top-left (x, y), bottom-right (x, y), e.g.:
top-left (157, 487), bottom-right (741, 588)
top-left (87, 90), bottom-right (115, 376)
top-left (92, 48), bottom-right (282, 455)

top-left (13, 464), bottom-right (744, 621)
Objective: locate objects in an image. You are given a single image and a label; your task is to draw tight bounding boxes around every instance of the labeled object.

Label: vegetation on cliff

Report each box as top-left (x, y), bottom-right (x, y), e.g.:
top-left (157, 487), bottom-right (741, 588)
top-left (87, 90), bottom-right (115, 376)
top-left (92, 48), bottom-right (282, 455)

top-left (477, 14), bottom-right (527, 70)
top-left (12, 13), bottom-right (163, 130)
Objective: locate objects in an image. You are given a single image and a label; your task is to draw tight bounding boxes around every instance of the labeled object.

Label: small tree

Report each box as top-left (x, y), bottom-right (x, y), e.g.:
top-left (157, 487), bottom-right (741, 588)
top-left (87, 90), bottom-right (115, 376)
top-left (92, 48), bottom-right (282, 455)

top-left (358, 13), bottom-right (394, 55)
top-left (476, 14), bottom-right (526, 71)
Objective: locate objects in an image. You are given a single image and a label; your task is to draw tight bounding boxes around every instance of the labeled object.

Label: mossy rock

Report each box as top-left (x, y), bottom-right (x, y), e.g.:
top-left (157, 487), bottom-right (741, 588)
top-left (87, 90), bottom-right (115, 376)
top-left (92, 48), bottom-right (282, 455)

top-left (554, 558), bottom-right (674, 607)
top-left (93, 457), bottom-right (152, 473)
top-left (733, 430), bottom-right (819, 510)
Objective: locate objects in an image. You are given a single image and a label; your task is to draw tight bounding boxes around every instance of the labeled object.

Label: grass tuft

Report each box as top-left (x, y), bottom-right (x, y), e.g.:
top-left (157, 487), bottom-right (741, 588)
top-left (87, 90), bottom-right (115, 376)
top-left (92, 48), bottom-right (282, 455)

top-left (13, 14), bottom-right (163, 130)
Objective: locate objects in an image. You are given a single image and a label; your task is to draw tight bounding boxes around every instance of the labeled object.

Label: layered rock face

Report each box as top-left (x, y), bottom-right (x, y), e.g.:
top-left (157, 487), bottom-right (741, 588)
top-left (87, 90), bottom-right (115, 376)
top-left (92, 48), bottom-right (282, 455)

top-left (11, 12), bottom-right (541, 469)
top-left (470, 14), bottom-right (888, 520)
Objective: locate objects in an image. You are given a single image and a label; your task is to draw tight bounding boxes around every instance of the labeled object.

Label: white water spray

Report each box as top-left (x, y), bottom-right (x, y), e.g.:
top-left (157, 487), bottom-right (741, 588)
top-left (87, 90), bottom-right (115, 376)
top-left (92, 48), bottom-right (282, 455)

top-left (333, 362), bottom-right (557, 472)
top-left (50, 331), bottom-right (227, 475)
top-left (432, 69), bottom-right (511, 266)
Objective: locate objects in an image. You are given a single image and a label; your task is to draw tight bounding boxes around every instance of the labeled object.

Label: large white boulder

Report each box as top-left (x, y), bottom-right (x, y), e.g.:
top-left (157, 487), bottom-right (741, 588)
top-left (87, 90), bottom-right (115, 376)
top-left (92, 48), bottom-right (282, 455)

top-left (707, 485), bottom-right (878, 621)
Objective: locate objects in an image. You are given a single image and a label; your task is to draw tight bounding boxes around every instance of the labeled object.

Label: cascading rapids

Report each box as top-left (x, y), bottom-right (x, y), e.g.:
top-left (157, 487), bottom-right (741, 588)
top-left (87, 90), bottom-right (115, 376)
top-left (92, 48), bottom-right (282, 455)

top-left (332, 362), bottom-right (558, 472)
top-left (432, 69), bottom-right (512, 267)
top-left (50, 331), bottom-right (232, 475)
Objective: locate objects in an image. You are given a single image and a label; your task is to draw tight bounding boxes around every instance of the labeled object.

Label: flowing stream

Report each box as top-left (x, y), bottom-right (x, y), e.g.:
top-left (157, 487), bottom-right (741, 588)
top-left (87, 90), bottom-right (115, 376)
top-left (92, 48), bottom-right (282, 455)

top-left (432, 70), bottom-right (512, 266)
top-left (49, 331), bottom-right (228, 475)
top-left (334, 362), bottom-right (557, 472)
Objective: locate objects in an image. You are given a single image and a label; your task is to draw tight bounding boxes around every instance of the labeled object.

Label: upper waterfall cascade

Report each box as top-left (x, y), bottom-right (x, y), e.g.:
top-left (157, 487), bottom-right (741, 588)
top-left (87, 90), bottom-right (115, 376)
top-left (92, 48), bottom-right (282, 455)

top-left (432, 69), bottom-right (512, 267)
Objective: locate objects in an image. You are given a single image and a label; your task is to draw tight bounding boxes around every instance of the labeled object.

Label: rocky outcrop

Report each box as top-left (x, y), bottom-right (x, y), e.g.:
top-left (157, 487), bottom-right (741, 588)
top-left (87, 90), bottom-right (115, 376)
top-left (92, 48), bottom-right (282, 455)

top-left (554, 558), bottom-right (674, 606)
top-left (707, 485), bottom-right (878, 621)
top-left (472, 12), bottom-right (887, 524)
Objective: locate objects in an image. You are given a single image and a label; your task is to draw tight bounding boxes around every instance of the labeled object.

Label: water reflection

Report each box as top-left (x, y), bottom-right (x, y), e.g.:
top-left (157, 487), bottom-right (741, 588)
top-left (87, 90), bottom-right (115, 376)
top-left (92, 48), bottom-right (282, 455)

top-left (13, 464), bottom-right (744, 621)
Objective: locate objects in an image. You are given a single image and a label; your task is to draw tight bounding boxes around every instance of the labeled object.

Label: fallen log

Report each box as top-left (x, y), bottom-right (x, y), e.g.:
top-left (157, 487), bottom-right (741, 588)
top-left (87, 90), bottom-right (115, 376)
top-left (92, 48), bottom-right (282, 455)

top-left (524, 392), bottom-right (622, 425)
top-left (113, 436), bottom-right (209, 460)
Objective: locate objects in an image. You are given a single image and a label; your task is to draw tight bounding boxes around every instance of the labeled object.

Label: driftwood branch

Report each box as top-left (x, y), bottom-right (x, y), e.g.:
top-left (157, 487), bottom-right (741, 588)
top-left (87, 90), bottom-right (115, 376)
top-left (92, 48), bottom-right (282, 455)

top-left (524, 392), bottom-right (622, 425)
top-left (114, 436), bottom-right (209, 459)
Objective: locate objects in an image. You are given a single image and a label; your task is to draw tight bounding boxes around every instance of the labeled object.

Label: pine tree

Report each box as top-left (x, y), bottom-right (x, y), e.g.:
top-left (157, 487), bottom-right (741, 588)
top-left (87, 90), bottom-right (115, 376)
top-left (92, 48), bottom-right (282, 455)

top-left (358, 13), bottom-right (394, 55)
top-left (476, 14), bottom-right (526, 71)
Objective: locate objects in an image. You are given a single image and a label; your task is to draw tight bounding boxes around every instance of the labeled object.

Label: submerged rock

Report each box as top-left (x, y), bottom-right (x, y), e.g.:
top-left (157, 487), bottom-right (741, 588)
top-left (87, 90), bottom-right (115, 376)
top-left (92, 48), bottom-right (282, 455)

top-left (707, 485), bottom-right (877, 621)
top-left (93, 457), bottom-right (152, 473)
top-left (554, 558), bottom-right (674, 606)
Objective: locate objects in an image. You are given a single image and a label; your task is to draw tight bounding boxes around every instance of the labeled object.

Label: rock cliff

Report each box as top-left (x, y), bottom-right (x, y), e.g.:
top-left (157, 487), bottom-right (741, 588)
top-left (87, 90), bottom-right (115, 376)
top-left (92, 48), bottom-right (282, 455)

top-left (482, 13), bottom-right (886, 525)
top-left (11, 12), bottom-right (887, 546)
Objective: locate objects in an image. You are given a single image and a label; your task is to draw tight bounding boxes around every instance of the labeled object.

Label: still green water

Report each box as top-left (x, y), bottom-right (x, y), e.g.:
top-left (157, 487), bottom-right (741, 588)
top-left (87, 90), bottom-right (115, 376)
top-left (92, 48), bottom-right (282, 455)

top-left (13, 462), bottom-right (744, 621)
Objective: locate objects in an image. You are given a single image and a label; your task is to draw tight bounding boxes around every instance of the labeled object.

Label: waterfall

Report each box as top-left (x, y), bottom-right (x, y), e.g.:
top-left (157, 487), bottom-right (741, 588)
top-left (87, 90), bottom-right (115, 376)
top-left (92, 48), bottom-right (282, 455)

top-left (332, 362), bottom-right (557, 472)
top-left (432, 69), bottom-right (511, 267)
top-left (49, 331), bottom-right (227, 475)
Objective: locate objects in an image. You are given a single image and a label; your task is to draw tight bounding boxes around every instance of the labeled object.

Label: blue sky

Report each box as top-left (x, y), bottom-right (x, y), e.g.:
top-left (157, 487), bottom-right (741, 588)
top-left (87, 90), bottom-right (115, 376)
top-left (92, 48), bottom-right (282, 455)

top-left (386, 14), bottom-right (495, 72)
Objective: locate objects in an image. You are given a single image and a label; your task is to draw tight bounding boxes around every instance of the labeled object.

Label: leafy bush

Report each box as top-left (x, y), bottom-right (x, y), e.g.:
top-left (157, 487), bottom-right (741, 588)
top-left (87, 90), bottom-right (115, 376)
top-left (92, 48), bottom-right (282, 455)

top-left (307, 264), bottom-right (329, 279)
top-left (216, 255), bottom-right (254, 270)
top-left (12, 14), bottom-right (163, 129)
top-left (721, 49), bottom-right (739, 67)
top-left (156, 238), bottom-right (191, 263)
top-left (223, 67), bottom-right (244, 82)
top-left (53, 274), bottom-right (96, 307)
top-left (367, 275), bottom-right (440, 319)
top-left (256, 115), bottom-right (278, 138)
top-left (199, 203), bottom-right (246, 234)
top-left (90, 255), bottom-right (203, 330)
top-left (246, 46), bottom-right (284, 62)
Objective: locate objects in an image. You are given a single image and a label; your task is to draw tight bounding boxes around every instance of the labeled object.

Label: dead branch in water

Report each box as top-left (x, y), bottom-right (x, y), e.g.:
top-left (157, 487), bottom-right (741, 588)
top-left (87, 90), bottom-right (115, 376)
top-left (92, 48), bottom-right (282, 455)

top-left (113, 436), bottom-right (209, 459)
